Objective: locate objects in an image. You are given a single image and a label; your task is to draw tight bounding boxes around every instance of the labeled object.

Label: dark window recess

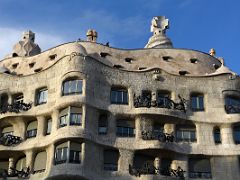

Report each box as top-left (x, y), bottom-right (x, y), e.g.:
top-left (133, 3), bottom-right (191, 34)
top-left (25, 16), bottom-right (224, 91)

top-left (162, 56), bottom-right (172, 61)
top-left (138, 67), bottom-right (147, 70)
top-left (69, 150), bottom-right (81, 163)
top-left (49, 54), bottom-right (57, 60)
top-left (29, 62), bottom-right (35, 68)
top-left (110, 87), bottom-right (128, 104)
top-left (34, 68), bottom-right (42, 72)
top-left (191, 94), bottom-right (204, 111)
top-left (113, 65), bottom-right (124, 69)
top-left (70, 113), bottom-right (82, 126)
top-left (116, 120), bottom-right (135, 137)
top-left (179, 70), bottom-right (189, 75)
top-left (190, 58), bottom-right (198, 63)
top-left (12, 63), bottom-right (19, 69)
top-left (55, 147), bottom-right (68, 164)
top-left (213, 64), bottom-right (220, 69)
top-left (189, 158), bottom-right (212, 179)
top-left (104, 149), bottom-right (119, 171)
top-left (176, 125), bottom-right (196, 142)
top-left (213, 127), bottom-right (221, 144)
top-left (225, 96), bottom-right (240, 114)
top-left (233, 125), bottom-right (240, 144)
top-left (98, 114), bottom-right (108, 135)
top-left (125, 57), bottom-right (133, 63)
top-left (100, 52), bottom-right (110, 57)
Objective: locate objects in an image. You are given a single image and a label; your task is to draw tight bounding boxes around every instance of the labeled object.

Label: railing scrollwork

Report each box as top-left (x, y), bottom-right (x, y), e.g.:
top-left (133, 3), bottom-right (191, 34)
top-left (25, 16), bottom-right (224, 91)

top-left (141, 130), bottom-right (174, 142)
top-left (0, 102), bottom-right (32, 114)
top-left (134, 94), bottom-right (187, 113)
top-left (0, 134), bottom-right (22, 146)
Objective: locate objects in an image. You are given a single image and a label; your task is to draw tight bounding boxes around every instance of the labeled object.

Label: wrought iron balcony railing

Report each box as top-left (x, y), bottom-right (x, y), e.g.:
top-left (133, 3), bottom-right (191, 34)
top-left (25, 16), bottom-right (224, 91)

top-left (134, 94), bottom-right (187, 112)
top-left (0, 102), bottom-right (32, 114)
top-left (129, 164), bottom-right (185, 178)
top-left (0, 134), bottom-right (22, 146)
top-left (141, 130), bottom-right (174, 142)
top-left (225, 105), bottom-right (240, 114)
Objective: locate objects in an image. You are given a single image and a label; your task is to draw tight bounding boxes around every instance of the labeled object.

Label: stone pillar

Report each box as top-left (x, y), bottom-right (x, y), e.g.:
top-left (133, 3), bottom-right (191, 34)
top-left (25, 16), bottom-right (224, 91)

top-left (118, 149), bottom-right (134, 172)
top-left (51, 109), bottom-right (59, 133)
top-left (136, 116), bottom-right (153, 140)
top-left (25, 150), bottom-right (34, 170)
top-left (221, 124), bottom-right (234, 144)
top-left (14, 117), bottom-right (26, 139)
top-left (108, 114), bottom-right (116, 138)
top-left (154, 157), bottom-right (161, 174)
top-left (8, 157), bottom-right (15, 175)
top-left (45, 144), bottom-right (55, 173)
top-left (37, 116), bottom-right (45, 137)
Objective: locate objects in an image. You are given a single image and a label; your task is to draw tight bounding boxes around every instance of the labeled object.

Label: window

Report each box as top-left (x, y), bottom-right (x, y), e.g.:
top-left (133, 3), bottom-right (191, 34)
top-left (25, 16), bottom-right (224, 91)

top-left (46, 119), bottom-right (52, 135)
top-left (191, 94), bottom-right (204, 111)
top-left (153, 124), bottom-right (164, 137)
top-left (59, 107), bottom-right (82, 128)
top-left (98, 114), bottom-right (108, 135)
top-left (116, 120), bottom-right (135, 137)
top-left (176, 125), bottom-right (196, 142)
top-left (111, 87), bottom-right (128, 104)
top-left (55, 141), bottom-right (81, 164)
top-left (233, 125), bottom-right (240, 144)
top-left (157, 91), bottom-right (171, 108)
top-left (55, 147), bottom-right (68, 164)
top-left (213, 127), bottom-right (221, 144)
top-left (225, 96), bottom-right (240, 114)
top-left (104, 149), bottom-right (119, 171)
top-left (16, 157), bottom-right (26, 171)
top-left (26, 121), bottom-right (37, 138)
top-left (189, 158), bottom-right (212, 179)
top-left (36, 88), bottom-right (48, 105)
top-left (33, 151), bottom-right (47, 173)
top-left (70, 113), bottom-right (82, 125)
top-left (13, 93), bottom-right (23, 104)
top-left (62, 79), bottom-right (82, 96)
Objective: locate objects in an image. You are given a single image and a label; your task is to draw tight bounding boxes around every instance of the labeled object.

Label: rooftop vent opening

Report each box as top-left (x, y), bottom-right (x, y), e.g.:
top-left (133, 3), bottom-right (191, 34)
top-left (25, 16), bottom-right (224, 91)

top-left (162, 56), bottom-right (172, 61)
top-left (125, 57), bottom-right (134, 63)
top-left (12, 53), bottom-right (18, 57)
top-left (213, 64), bottom-right (220, 70)
top-left (179, 70), bottom-right (189, 76)
top-left (190, 58), bottom-right (198, 64)
top-left (138, 67), bottom-right (147, 70)
top-left (100, 52), bottom-right (110, 58)
top-left (12, 63), bottom-right (19, 69)
top-left (34, 67), bottom-right (42, 72)
top-left (29, 62), bottom-right (35, 68)
top-left (49, 54), bottom-right (57, 60)
top-left (113, 65), bottom-right (124, 69)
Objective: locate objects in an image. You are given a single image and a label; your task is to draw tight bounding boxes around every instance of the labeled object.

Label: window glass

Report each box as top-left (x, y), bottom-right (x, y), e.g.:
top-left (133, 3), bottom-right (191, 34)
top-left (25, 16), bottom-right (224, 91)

top-left (116, 120), bottom-right (135, 137)
top-left (234, 126), bottom-right (240, 144)
top-left (62, 79), bottom-right (82, 95)
top-left (55, 147), bottom-right (68, 164)
top-left (111, 87), bottom-right (128, 104)
top-left (176, 125), bottom-right (196, 142)
top-left (191, 95), bottom-right (204, 111)
top-left (36, 88), bottom-right (48, 105)
top-left (98, 114), bottom-right (108, 135)
top-left (46, 119), bottom-right (52, 135)
top-left (225, 96), bottom-right (240, 114)
top-left (213, 128), bottom-right (221, 144)
top-left (189, 158), bottom-right (212, 178)
top-left (104, 149), bottom-right (119, 171)
top-left (13, 94), bottom-right (24, 104)
top-left (59, 115), bottom-right (68, 127)
top-left (69, 150), bottom-right (81, 163)
top-left (70, 113), bottom-right (82, 125)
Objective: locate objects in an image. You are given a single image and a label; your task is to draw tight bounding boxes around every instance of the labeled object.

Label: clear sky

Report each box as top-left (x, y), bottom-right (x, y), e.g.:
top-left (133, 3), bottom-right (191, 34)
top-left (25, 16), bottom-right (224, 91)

top-left (0, 0), bottom-right (239, 74)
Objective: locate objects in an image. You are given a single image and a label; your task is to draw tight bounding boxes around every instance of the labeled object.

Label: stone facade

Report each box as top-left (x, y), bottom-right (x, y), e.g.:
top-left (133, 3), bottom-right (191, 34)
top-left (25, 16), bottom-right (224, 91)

top-left (0, 17), bottom-right (240, 180)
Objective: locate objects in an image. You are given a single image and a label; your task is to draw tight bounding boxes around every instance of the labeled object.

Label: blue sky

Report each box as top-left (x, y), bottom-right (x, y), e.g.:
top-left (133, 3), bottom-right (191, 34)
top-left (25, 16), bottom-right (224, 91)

top-left (0, 0), bottom-right (239, 74)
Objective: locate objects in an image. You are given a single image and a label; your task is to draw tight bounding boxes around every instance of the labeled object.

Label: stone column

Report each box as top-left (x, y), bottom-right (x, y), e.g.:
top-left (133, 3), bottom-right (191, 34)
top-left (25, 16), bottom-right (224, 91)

top-left (221, 124), bottom-right (234, 144)
top-left (25, 150), bottom-right (34, 170)
top-left (37, 116), bottom-right (45, 137)
top-left (51, 109), bottom-right (59, 133)
top-left (136, 116), bottom-right (153, 140)
top-left (45, 144), bottom-right (55, 173)
top-left (8, 157), bottom-right (15, 175)
top-left (118, 149), bottom-right (134, 172)
top-left (108, 114), bottom-right (116, 138)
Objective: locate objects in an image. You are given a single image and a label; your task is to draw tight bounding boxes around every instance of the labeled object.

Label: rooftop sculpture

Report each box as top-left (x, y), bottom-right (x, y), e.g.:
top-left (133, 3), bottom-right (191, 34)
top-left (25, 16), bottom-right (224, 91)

top-left (145, 16), bottom-right (173, 48)
top-left (11, 30), bottom-right (41, 57)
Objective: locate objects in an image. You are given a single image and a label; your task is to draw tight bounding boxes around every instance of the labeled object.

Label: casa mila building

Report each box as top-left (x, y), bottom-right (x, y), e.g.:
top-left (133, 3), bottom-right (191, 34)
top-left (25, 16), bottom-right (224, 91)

top-left (0, 16), bottom-right (240, 180)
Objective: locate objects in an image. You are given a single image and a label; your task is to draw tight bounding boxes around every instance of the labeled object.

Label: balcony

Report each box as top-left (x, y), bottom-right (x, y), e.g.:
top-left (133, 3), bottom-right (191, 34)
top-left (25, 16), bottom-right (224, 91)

top-left (0, 134), bottom-right (22, 146)
top-left (141, 130), bottom-right (174, 142)
top-left (133, 94), bottom-right (187, 113)
top-left (225, 105), bottom-right (240, 114)
top-left (129, 164), bottom-right (185, 178)
top-left (0, 101), bottom-right (32, 114)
